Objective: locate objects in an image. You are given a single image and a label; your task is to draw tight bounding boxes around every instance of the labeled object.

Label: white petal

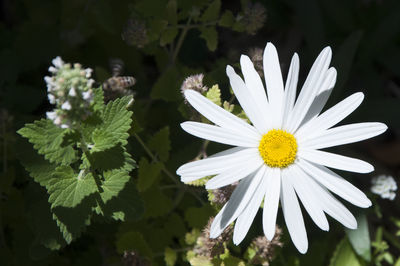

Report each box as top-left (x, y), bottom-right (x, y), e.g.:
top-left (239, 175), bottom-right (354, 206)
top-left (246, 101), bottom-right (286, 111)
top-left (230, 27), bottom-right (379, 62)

top-left (286, 47), bottom-right (332, 133)
top-left (240, 55), bottom-right (271, 131)
top-left (184, 89), bottom-right (260, 138)
top-left (296, 92), bottom-right (364, 140)
top-left (233, 167), bottom-right (267, 244)
top-left (298, 67), bottom-right (336, 128)
top-left (298, 148), bottom-right (374, 173)
top-left (281, 167), bottom-right (308, 254)
top-left (301, 122), bottom-right (388, 150)
top-left (262, 168), bottom-right (281, 240)
top-left (308, 180), bottom-right (357, 229)
top-left (282, 53), bottom-right (299, 130)
top-left (291, 165), bottom-right (329, 231)
top-left (181, 121), bottom-right (260, 147)
top-left (226, 66), bottom-right (268, 133)
top-left (208, 147), bottom-right (245, 158)
top-left (206, 158), bottom-right (263, 189)
top-left (210, 166), bottom-right (265, 238)
top-left (263, 43), bottom-right (284, 127)
top-left (177, 148), bottom-right (258, 177)
top-left (298, 159), bottom-right (371, 208)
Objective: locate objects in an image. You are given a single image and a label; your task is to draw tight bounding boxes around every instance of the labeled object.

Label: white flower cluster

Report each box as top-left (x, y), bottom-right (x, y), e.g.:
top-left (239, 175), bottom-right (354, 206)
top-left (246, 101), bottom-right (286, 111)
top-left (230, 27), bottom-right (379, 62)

top-left (371, 175), bottom-right (397, 200)
top-left (45, 56), bottom-right (95, 128)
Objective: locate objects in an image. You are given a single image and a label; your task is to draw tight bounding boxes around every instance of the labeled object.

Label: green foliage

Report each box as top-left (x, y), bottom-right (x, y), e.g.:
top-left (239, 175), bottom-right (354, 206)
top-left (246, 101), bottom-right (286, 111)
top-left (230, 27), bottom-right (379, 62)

top-left (200, 27), bottom-right (218, 51)
top-left (165, 247), bottom-right (177, 266)
top-left (137, 157), bottom-right (163, 192)
top-left (345, 213), bottom-right (371, 262)
top-left (330, 238), bottom-right (361, 266)
top-left (17, 119), bottom-right (78, 165)
top-left (205, 84), bottom-right (222, 106)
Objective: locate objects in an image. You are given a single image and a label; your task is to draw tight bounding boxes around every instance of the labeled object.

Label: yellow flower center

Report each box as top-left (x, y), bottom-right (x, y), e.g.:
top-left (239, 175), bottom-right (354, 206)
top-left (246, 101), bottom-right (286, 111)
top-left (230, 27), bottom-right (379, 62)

top-left (258, 129), bottom-right (297, 168)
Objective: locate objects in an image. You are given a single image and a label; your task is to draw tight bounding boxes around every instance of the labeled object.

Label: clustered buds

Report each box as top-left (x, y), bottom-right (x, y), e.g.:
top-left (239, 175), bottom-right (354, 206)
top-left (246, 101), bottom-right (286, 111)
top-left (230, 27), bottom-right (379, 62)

top-left (122, 19), bottom-right (149, 48)
top-left (210, 183), bottom-right (237, 206)
top-left (248, 227), bottom-right (283, 266)
top-left (45, 56), bottom-right (95, 128)
top-left (180, 74), bottom-right (208, 96)
top-left (249, 47), bottom-right (264, 78)
top-left (242, 3), bottom-right (267, 35)
top-left (193, 217), bottom-right (233, 258)
top-left (371, 175), bottom-right (397, 200)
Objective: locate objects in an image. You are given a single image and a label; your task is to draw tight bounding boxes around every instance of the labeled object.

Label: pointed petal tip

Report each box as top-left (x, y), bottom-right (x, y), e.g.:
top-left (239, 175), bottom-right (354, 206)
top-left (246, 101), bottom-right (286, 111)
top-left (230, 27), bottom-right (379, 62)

top-left (297, 244), bottom-right (308, 254)
top-left (265, 231), bottom-right (275, 241)
top-left (226, 65), bottom-right (234, 75)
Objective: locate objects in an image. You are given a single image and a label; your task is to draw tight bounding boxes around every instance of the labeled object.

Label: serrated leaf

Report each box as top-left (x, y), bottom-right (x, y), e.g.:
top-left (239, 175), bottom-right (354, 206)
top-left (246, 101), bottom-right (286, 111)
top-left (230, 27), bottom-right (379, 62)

top-left (138, 157), bottom-right (163, 192)
top-left (99, 169), bottom-right (131, 203)
top-left (200, 0), bottom-right (221, 22)
top-left (52, 195), bottom-right (95, 244)
top-left (116, 231), bottom-right (153, 258)
top-left (148, 19), bottom-right (168, 41)
top-left (206, 84), bottom-right (221, 106)
top-left (84, 144), bottom-right (136, 172)
top-left (148, 126), bottom-right (171, 162)
top-left (28, 200), bottom-right (66, 251)
top-left (18, 119), bottom-right (78, 165)
top-left (91, 96), bottom-right (133, 152)
top-left (200, 27), bottom-right (218, 51)
top-left (189, 256), bottom-right (213, 266)
top-left (330, 238), bottom-right (362, 266)
top-left (92, 87), bottom-right (105, 112)
top-left (346, 213), bottom-right (371, 262)
top-left (48, 166), bottom-right (98, 208)
top-left (219, 10), bottom-right (235, 27)
top-left (160, 28), bottom-right (178, 46)
top-left (165, 247), bottom-right (177, 266)
top-left (18, 140), bottom-right (57, 188)
top-left (99, 179), bottom-right (144, 221)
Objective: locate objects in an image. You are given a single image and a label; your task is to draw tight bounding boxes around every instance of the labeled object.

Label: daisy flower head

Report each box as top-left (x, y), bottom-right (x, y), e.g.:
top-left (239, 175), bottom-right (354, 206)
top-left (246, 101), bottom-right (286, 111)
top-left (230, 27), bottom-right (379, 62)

top-left (176, 42), bottom-right (388, 253)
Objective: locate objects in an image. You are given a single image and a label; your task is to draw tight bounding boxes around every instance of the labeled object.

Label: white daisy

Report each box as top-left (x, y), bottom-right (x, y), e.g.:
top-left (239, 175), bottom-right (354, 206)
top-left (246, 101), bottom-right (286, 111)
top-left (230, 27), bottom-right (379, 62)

top-left (176, 42), bottom-right (387, 253)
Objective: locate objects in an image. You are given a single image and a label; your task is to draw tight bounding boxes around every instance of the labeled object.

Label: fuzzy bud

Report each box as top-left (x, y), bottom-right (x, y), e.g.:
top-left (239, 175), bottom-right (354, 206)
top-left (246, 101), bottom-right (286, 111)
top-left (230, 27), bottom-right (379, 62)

top-left (122, 19), bottom-right (148, 48)
top-left (371, 175), bottom-right (397, 200)
top-left (243, 3), bottom-right (267, 35)
top-left (248, 227), bottom-right (283, 265)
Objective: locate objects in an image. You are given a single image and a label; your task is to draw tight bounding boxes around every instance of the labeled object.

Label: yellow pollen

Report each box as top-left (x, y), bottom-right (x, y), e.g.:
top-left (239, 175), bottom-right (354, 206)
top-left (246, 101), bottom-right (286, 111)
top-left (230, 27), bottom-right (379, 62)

top-left (258, 129), bottom-right (297, 168)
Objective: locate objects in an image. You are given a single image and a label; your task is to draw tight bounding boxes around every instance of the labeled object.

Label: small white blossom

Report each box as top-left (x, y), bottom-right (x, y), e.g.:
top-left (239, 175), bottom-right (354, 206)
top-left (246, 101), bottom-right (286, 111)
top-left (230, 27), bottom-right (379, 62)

top-left (61, 101), bottom-right (72, 110)
top-left (85, 68), bottom-right (93, 78)
top-left (48, 66), bottom-right (58, 73)
top-left (61, 123), bottom-right (70, 129)
top-left (52, 56), bottom-right (64, 68)
top-left (69, 87), bottom-right (77, 96)
top-left (54, 116), bottom-right (62, 125)
top-left (46, 111), bottom-right (57, 121)
top-left (371, 175), bottom-right (397, 200)
top-left (82, 90), bottom-right (93, 100)
top-left (48, 94), bottom-right (56, 104)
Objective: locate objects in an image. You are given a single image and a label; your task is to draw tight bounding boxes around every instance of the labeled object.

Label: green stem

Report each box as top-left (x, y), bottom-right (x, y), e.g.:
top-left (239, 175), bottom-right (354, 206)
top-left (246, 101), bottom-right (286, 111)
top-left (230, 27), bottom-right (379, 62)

top-left (383, 228), bottom-right (400, 251)
top-left (171, 17), bottom-right (193, 64)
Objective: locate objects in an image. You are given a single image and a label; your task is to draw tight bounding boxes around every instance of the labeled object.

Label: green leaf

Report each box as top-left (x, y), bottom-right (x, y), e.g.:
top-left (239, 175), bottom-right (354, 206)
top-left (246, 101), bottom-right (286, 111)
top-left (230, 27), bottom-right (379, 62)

top-left (99, 169), bottom-right (131, 203)
top-left (148, 19), bottom-right (169, 41)
top-left (330, 238), bottom-right (362, 266)
top-left (99, 179), bottom-right (144, 221)
top-left (151, 66), bottom-right (181, 101)
top-left (164, 247), bottom-right (177, 266)
top-left (148, 126), bottom-right (171, 162)
top-left (18, 141), bottom-right (57, 188)
top-left (200, 0), bottom-right (221, 22)
top-left (84, 144), bottom-right (136, 172)
top-left (47, 166), bottom-right (98, 208)
top-left (166, 0), bottom-right (177, 25)
top-left (160, 28), bottom-right (178, 46)
top-left (346, 213), bottom-right (371, 262)
top-left (206, 84), bottom-right (221, 106)
top-left (18, 119), bottom-right (78, 165)
top-left (200, 27), bottom-right (218, 51)
top-left (28, 199), bottom-right (66, 251)
top-left (218, 10), bottom-right (235, 27)
top-left (142, 187), bottom-right (173, 218)
top-left (189, 256), bottom-right (213, 266)
top-left (52, 195), bottom-right (94, 244)
top-left (116, 231), bottom-right (153, 258)
top-left (91, 96), bottom-right (133, 152)
top-left (137, 157), bottom-right (163, 192)
top-left (184, 205), bottom-right (214, 228)
top-left (92, 87), bottom-right (105, 112)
